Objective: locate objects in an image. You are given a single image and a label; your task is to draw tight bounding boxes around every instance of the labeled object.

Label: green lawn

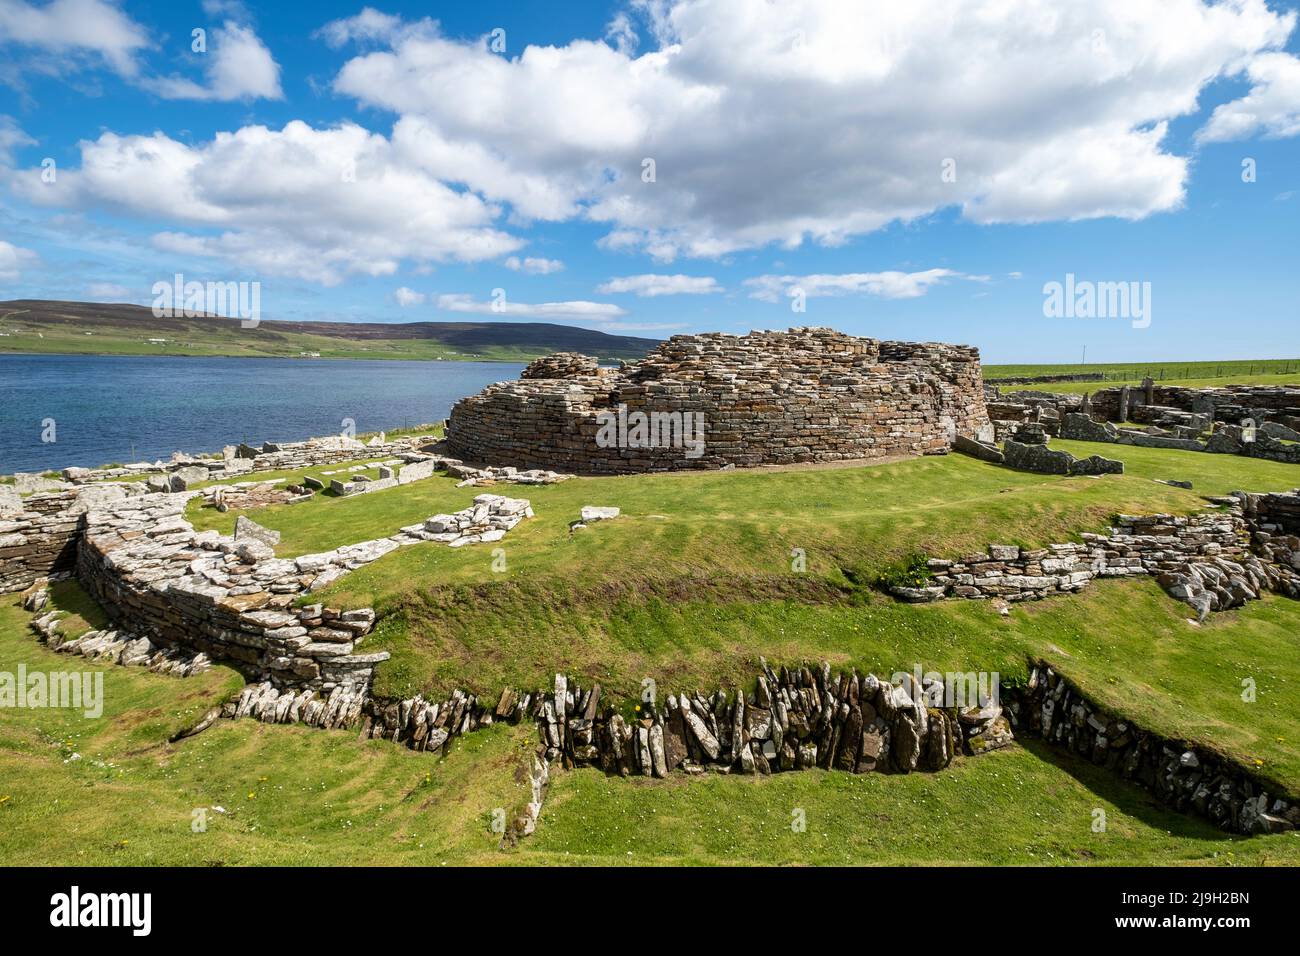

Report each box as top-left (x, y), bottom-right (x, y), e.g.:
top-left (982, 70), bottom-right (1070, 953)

top-left (0, 591), bottom-right (537, 866)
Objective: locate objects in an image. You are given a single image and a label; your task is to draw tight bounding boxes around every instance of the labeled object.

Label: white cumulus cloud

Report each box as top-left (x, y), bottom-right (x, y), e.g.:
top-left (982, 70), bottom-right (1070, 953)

top-left (0, 239), bottom-right (38, 280)
top-left (393, 286), bottom-right (426, 306)
top-left (16, 121), bottom-right (523, 285)
top-left (0, 0), bottom-right (150, 76)
top-left (597, 273), bottom-right (722, 296)
top-left (144, 22), bottom-right (283, 102)
top-left (1198, 52), bottom-right (1300, 143)
top-left (317, 7), bottom-right (412, 49)
top-left (436, 293), bottom-right (626, 321)
top-left (327, 0), bottom-right (1297, 261)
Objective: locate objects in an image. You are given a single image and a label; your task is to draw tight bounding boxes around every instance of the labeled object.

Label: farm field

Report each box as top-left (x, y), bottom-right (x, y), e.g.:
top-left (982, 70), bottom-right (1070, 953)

top-left (985, 358), bottom-right (1300, 394)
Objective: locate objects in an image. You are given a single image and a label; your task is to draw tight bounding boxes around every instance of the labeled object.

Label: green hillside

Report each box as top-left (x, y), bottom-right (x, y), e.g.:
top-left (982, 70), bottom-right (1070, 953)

top-left (0, 300), bottom-right (659, 363)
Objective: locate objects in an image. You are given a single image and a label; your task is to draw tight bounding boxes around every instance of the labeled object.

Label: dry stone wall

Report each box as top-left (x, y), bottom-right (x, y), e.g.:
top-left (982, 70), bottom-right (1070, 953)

top-left (1007, 662), bottom-right (1298, 835)
top-left (68, 491), bottom-right (531, 695)
top-left (230, 654), bottom-right (1296, 837)
top-left (1, 483), bottom-right (151, 593)
top-left (989, 381), bottom-right (1300, 464)
top-left (896, 495), bottom-right (1291, 621)
top-left (233, 660), bottom-right (1014, 781)
top-left (447, 328), bottom-right (989, 474)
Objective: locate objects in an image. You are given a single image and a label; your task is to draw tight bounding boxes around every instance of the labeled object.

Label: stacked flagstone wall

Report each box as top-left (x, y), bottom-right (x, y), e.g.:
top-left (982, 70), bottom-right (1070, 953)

top-left (1, 483), bottom-right (149, 593)
top-left (71, 491), bottom-right (532, 694)
top-left (227, 655), bottom-right (1298, 836)
top-left (894, 492), bottom-right (1300, 620)
top-left (1007, 662), bottom-right (1298, 835)
top-left (446, 328), bottom-right (989, 474)
top-left (234, 661), bottom-right (1014, 780)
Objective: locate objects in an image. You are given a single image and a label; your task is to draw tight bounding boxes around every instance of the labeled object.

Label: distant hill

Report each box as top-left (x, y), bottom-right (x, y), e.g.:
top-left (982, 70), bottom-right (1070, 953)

top-left (0, 300), bottom-right (661, 363)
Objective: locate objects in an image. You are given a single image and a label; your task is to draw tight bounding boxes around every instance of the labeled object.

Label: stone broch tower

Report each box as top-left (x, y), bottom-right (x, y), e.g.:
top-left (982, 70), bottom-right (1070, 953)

top-left (446, 327), bottom-right (989, 474)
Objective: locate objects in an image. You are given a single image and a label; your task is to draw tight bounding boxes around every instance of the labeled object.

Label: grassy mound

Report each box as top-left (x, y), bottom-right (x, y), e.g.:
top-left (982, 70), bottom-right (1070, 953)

top-left (177, 438), bottom-right (1300, 793)
top-left (3, 588), bottom-right (1298, 866)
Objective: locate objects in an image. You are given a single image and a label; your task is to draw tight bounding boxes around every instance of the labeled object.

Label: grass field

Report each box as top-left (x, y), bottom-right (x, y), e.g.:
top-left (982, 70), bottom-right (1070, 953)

top-left (0, 324), bottom-right (548, 363)
top-left (985, 358), bottom-right (1300, 394)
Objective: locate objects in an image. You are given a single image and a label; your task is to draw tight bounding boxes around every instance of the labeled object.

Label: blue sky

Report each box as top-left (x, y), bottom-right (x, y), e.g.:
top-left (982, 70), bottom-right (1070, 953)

top-left (1, 0), bottom-right (1299, 363)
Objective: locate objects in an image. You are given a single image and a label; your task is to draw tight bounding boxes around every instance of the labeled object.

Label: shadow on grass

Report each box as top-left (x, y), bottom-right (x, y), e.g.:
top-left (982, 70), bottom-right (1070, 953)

top-left (1017, 737), bottom-right (1243, 844)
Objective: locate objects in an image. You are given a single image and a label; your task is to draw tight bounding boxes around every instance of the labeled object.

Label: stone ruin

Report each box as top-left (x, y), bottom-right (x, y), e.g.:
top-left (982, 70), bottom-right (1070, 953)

top-left (986, 380), bottom-right (1300, 464)
top-left (446, 328), bottom-right (990, 474)
top-left (894, 491), bottom-right (1300, 620)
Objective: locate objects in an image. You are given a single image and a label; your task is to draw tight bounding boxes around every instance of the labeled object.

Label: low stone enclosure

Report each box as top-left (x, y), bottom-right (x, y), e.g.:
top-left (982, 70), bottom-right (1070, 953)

top-left (891, 490), bottom-right (1300, 620)
top-left (987, 380), bottom-right (1300, 464)
top-left (9, 479), bottom-right (534, 696)
top-left (446, 328), bottom-right (990, 474)
top-left (4, 429), bottom-right (444, 499)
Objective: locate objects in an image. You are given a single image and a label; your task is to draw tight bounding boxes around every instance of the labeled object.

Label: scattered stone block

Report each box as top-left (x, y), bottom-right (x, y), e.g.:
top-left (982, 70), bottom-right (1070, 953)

top-left (953, 434), bottom-right (1004, 463)
top-left (234, 514), bottom-right (281, 547)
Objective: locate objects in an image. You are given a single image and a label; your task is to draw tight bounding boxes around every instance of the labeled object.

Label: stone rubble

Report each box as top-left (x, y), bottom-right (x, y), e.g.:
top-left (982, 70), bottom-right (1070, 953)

top-left (25, 586), bottom-right (211, 677)
top-left (520, 352), bottom-right (610, 380)
top-left (1242, 490), bottom-right (1300, 600)
top-left (395, 494), bottom-right (534, 548)
top-left (502, 751), bottom-right (551, 847)
top-left (1000, 438), bottom-right (1124, 476)
top-left (443, 461), bottom-right (572, 487)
